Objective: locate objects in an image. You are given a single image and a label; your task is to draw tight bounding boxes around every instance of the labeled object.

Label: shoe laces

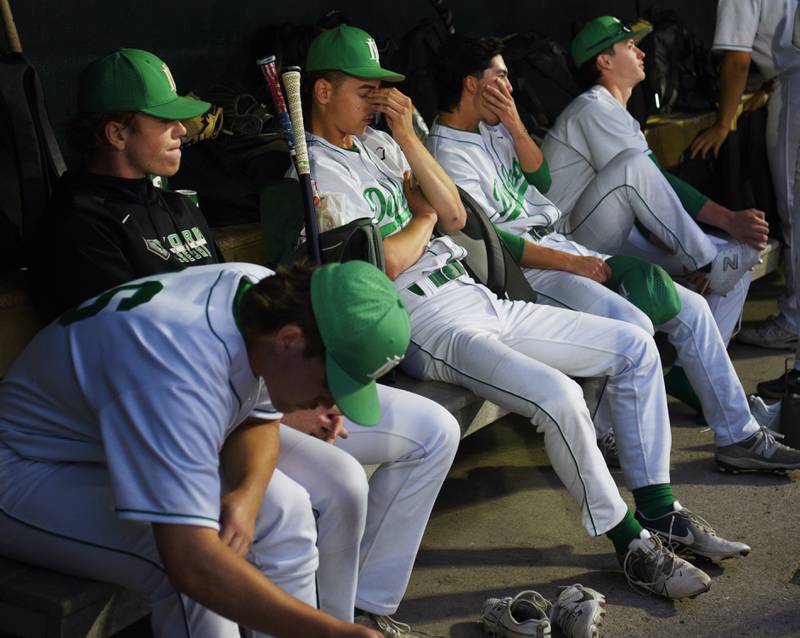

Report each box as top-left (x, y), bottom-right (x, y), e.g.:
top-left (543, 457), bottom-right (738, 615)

top-left (373, 614), bottom-right (439, 638)
top-left (622, 533), bottom-right (676, 596)
top-left (754, 424), bottom-right (789, 453)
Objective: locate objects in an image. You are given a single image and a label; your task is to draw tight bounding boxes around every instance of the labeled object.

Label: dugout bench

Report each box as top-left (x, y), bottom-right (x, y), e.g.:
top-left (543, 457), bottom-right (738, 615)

top-left (0, 103), bottom-right (783, 636)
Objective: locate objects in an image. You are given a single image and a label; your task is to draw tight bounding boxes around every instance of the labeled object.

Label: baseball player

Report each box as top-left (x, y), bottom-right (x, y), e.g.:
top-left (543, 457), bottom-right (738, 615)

top-left (28, 48), bottom-right (222, 323)
top-left (27, 48), bottom-right (462, 635)
top-left (542, 16), bottom-right (770, 360)
top-left (303, 23), bottom-right (752, 601)
top-left (0, 259), bottom-right (407, 638)
top-left (692, 0), bottom-right (800, 397)
top-left (426, 32), bottom-right (800, 474)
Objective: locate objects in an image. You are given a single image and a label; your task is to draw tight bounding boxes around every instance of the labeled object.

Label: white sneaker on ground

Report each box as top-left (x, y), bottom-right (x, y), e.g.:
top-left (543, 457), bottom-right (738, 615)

top-left (736, 315), bottom-right (798, 349)
top-left (706, 241), bottom-right (761, 296)
top-left (619, 530), bottom-right (711, 599)
top-left (480, 590), bottom-right (552, 637)
top-left (549, 584), bottom-right (606, 638)
top-left (749, 395), bottom-right (782, 432)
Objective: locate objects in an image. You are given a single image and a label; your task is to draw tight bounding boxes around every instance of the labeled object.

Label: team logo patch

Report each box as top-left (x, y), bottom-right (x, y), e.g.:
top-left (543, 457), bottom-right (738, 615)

top-left (144, 238), bottom-right (171, 260)
top-left (161, 63), bottom-right (177, 93)
top-left (365, 37), bottom-right (380, 62)
top-left (367, 354), bottom-right (405, 379)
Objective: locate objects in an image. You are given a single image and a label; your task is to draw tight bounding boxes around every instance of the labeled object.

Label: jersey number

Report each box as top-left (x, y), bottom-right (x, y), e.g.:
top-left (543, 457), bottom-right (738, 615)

top-left (59, 281), bottom-right (164, 326)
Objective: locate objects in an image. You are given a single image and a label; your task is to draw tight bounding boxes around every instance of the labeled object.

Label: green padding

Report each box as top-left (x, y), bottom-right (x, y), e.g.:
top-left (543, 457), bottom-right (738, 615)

top-left (493, 225), bottom-right (525, 264)
top-left (259, 178), bottom-right (305, 268)
top-left (605, 255), bottom-right (681, 326)
top-left (524, 158), bottom-right (552, 193)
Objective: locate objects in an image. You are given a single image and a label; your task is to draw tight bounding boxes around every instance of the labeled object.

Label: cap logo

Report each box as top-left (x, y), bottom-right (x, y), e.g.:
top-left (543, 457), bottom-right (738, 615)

top-left (367, 354), bottom-right (404, 379)
top-left (365, 38), bottom-right (380, 62)
top-left (161, 63), bottom-right (177, 93)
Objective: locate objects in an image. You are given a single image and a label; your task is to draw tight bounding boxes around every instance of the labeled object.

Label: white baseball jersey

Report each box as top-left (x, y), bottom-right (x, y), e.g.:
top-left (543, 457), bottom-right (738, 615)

top-left (542, 85), bottom-right (651, 215)
top-left (425, 120), bottom-right (561, 235)
top-left (0, 262), bottom-right (279, 530)
top-left (713, 0), bottom-right (800, 80)
top-left (307, 127), bottom-right (467, 292)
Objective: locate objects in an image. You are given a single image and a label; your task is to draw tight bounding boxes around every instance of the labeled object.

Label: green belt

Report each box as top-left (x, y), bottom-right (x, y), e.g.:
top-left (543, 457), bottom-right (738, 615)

top-left (408, 261), bottom-right (467, 296)
top-left (528, 225), bottom-right (554, 241)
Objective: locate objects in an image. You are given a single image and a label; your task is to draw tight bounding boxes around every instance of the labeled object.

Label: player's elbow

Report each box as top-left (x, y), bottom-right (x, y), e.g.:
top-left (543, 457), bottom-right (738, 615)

top-left (153, 524), bottom-right (220, 597)
top-left (384, 254), bottom-right (405, 281)
top-left (438, 201), bottom-right (467, 233)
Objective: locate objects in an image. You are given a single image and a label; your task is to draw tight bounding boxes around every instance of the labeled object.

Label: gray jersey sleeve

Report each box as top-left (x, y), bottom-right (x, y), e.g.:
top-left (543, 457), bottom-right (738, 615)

top-left (713, 0), bottom-right (760, 52)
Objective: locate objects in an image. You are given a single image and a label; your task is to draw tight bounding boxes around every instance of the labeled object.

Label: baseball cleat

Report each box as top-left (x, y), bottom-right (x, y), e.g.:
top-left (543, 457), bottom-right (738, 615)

top-left (355, 612), bottom-right (439, 637)
top-left (597, 430), bottom-right (620, 469)
top-left (749, 395), bottom-right (782, 432)
top-left (619, 530), bottom-right (711, 599)
top-left (715, 427), bottom-right (800, 472)
top-left (480, 590), bottom-right (552, 637)
top-left (705, 241), bottom-right (761, 296)
top-left (756, 368), bottom-right (800, 400)
top-left (635, 501), bottom-right (750, 561)
top-left (549, 584), bottom-right (606, 638)
top-left (736, 315), bottom-right (798, 350)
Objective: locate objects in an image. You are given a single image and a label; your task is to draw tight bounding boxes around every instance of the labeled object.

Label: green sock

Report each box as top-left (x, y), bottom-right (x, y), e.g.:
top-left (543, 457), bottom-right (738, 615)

top-left (632, 483), bottom-right (675, 519)
top-left (664, 366), bottom-right (703, 415)
top-left (606, 511), bottom-right (645, 555)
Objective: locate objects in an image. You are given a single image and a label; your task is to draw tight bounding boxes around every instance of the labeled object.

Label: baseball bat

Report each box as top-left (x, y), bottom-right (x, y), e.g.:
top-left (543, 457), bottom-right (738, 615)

top-left (281, 66), bottom-right (322, 264)
top-left (257, 56), bottom-right (321, 264)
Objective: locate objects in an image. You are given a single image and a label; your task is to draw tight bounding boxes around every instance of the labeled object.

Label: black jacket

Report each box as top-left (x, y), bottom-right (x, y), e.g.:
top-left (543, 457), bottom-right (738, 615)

top-left (29, 171), bottom-right (222, 322)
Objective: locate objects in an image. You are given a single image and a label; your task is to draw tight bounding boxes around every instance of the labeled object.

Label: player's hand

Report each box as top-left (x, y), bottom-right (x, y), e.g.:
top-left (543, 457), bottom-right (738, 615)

top-left (367, 87), bottom-right (415, 143)
top-left (570, 256), bottom-right (612, 283)
top-left (690, 123), bottom-right (730, 160)
top-left (403, 171), bottom-right (437, 221)
top-left (724, 208), bottom-right (769, 250)
top-left (482, 78), bottom-right (526, 138)
top-left (282, 405), bottom-right (349, 444)
top-left (219, 486), bottom-right (261, 557)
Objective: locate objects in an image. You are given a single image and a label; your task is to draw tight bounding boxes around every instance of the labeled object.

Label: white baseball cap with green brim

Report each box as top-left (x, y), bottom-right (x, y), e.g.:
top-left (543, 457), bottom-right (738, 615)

top-left (311, 261), bottom-right (410, 426)
top-left (305, 25), bottom-right (405, 82)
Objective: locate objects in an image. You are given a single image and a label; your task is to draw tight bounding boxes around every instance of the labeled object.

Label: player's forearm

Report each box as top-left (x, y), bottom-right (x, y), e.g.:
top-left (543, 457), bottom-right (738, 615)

top-left (383, 214), bottom-right (438, 280)
top-left (154, 525), bottom-right (351, 638)
top-left (714, 51), bottom-right (752, 131)
top-left (511, 130), bottom-right (545, 174)
top-left (696, 198), bottom-right (735, 233)
top-left (220, 419), bottom-right (279, 494)
top-left (395, 134), bottom-right (466, 232)
top-left (518, 240), bottom-right (580, 272)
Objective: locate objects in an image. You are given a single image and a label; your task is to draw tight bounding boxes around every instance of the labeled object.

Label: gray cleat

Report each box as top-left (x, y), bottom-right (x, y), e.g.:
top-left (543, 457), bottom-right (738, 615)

top-left (716, 427), bottom-right (800, 472)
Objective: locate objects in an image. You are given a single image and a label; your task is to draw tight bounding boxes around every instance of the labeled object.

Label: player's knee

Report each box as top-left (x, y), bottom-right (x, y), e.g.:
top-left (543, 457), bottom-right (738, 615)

top-left (424, 405), bottom-right (461, 462)
top-left (606, 256), bottom-right (681, 326)
top-left (534, 372), bottom-right (587, 424)
top-left (621, 323), bottom-right (661, 368)
top-left (325, 453), bottom-right (369, 524)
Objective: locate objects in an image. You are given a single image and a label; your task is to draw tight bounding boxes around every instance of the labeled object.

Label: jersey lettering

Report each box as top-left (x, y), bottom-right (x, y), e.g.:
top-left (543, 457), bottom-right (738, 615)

top-left (363, 183), bottom-right (411, 238)
top-left (491, 157), bottom-right (527, 222)
top-left (59, 281), bottom-right (164, 326)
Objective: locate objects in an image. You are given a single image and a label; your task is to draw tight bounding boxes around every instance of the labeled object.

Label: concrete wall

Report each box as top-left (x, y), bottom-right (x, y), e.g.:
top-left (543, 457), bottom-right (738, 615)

top-left (5, 0), bottom-right (717, 153)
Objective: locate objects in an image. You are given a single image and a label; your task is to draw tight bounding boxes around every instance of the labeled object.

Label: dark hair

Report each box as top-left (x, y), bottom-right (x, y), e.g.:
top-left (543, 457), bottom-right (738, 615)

top-left (575, 45), bottom-right (615, 91)
top-left (434, 33), bottom-right (504, 113)
top-left (65, 111), bottom-right (137, 154)
top-left (239, 261), bottom-right (324, 359)
top-left (302, 70), bottom-right (348, 129)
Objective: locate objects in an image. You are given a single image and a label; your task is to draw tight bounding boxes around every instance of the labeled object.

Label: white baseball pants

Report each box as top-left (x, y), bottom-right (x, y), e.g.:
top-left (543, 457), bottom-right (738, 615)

top-left (558, 148), bottom-right (719, 272)
top-left (0, 442), bottom-right (318, 638)
top-left (277, 384), bottom-right (459, 621)
top-left (526, 233), bottom-right (759, 446)
top-left (400, 278), bottom-right (669, 536)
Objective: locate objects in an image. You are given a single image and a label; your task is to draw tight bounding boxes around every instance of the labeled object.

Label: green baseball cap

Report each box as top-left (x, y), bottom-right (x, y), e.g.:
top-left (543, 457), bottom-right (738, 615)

top-left (311, 261), bottom-right (410, 426)
top-left (78, 48), bottom-right (210, 120)
top-left (571, 16), bottom-right (653, 68)
top-left (306, 25), bottom-right (405, 82)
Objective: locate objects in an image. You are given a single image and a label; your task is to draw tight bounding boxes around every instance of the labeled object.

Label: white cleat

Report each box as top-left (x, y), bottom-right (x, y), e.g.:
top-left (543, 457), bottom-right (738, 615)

top-left (705, 241), bottom-right (762, 296)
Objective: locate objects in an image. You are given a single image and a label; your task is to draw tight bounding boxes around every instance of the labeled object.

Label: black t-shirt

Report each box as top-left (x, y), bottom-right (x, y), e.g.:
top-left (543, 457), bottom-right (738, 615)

top-left (29, 171), bottom-right (222, 322)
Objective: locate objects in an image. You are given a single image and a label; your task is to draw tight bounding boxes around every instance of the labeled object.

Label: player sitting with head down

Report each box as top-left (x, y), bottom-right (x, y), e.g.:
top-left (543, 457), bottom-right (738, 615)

top-left (25, 47), bottom-right (461, 637)
top-left (427, 32), bottom-right (800, 474)
top-left (542, 17), bottom-right (768, 385)
top-left (0, 259), bottom-right (409, 638)
top-left (303, 23), bottom-right (749, 604)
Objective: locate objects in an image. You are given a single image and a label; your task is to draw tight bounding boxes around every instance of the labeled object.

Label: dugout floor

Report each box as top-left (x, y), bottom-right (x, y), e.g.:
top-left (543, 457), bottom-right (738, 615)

top-left (116, 272), bottom-right (800, 637)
